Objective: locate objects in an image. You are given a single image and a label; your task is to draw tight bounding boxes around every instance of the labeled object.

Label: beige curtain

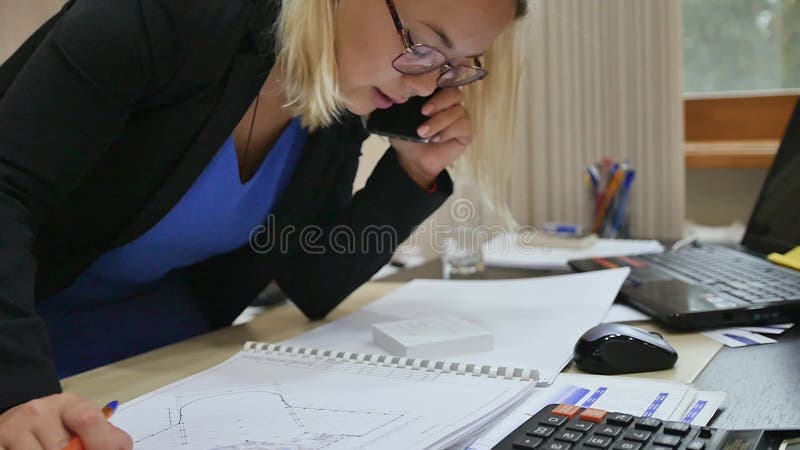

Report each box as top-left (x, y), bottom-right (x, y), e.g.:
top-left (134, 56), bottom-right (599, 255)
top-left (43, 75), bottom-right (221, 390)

top-left (510, 0), bottom-right (686, 238)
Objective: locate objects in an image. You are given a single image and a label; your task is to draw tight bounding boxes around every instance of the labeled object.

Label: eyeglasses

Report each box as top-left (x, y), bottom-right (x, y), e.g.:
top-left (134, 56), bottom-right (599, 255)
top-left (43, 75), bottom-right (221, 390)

top-left (385, 0), bottom-right (488, 88)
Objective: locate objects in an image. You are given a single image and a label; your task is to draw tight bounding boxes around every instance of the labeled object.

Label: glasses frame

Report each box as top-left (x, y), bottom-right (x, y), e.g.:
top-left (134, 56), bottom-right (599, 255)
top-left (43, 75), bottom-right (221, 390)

top-left (384, 0), bottom-right (488, 88)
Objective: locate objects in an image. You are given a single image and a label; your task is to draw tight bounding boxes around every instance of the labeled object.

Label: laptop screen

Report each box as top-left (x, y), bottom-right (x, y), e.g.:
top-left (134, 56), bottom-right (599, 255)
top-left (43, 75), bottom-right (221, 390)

top-left (741, 99), bottom-right (800, 255)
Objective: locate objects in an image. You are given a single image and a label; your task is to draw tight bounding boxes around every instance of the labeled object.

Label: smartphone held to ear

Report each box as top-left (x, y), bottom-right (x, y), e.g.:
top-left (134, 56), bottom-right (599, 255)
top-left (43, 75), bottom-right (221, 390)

top-left (364, 94), bottom-right (433, 144)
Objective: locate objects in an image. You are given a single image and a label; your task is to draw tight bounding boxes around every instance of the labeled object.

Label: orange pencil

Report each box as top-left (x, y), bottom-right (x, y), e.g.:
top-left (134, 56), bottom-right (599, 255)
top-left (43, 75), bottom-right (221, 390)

top-left (62, 400), bottom-right (118, 450)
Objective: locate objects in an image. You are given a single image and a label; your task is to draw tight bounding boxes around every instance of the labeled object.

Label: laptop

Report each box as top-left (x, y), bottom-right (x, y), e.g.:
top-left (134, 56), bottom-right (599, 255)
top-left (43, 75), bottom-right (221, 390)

top-left (570, 99), bottom-right (800, 330)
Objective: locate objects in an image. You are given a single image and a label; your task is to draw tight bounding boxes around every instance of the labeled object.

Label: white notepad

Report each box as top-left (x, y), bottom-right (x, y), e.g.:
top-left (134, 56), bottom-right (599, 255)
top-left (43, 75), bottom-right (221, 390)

top-left (372, 315), bottom-right (494, 358)
top-left (111, 341), bottom-right (538, 450)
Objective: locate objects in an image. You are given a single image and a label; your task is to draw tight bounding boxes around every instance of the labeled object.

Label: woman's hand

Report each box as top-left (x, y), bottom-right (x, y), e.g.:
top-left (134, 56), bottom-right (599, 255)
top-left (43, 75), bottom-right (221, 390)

top-left (0, 393), bottom-right (132, 450)
top-left (390, 88), bottom-right (472, 189)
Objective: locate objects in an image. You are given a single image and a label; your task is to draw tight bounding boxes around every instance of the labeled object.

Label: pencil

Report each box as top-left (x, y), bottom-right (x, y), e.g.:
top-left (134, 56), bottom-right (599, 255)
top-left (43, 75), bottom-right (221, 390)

top-left (62, 400), bottom-right (119, 450)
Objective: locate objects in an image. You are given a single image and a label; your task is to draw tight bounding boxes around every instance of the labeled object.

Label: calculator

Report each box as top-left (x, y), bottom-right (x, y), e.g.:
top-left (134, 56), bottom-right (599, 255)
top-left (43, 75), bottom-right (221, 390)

top-left (492, 403), bottom-right (800, 450)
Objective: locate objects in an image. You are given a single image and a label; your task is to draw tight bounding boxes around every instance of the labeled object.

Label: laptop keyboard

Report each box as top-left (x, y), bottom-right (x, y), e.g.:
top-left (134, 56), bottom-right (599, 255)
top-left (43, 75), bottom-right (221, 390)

top-left (639, 245), bottom-right (800, 305)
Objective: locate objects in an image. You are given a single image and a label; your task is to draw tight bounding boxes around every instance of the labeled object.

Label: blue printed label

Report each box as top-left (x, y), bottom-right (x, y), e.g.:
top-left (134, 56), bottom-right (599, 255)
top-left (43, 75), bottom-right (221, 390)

top-left (642, 393), bottom-right (669, 417)
top-left (581, 387), bottom-right (608, 408)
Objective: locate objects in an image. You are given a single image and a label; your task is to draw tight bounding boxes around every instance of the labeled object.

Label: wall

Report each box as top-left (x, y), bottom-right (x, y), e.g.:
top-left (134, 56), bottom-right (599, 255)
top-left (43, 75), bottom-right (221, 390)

top-left (0, 0), bottom-right (64, 63)
top-left (685, 168), bottom-right (767, 226)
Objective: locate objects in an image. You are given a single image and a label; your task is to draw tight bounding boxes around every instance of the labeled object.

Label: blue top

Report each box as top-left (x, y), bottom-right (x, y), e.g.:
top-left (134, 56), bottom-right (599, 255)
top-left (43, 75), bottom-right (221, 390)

top-left (37, 118), bottom-right (308, 377)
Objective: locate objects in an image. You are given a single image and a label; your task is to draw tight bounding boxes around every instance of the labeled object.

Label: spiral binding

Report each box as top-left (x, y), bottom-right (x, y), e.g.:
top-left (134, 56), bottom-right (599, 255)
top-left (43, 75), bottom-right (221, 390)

top-left (243, 341), bottom-right (539, 382)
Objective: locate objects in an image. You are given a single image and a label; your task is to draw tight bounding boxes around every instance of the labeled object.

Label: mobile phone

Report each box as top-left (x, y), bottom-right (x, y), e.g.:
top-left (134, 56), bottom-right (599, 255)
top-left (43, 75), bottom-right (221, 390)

top-left (364, 94), bottom-right (433, 144)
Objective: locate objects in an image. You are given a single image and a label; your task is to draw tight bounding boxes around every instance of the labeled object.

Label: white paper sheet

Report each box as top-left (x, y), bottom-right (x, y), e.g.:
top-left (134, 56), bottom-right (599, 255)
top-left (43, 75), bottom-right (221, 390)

top-left (483, 235), bottom-right (664, 270)
top-left (602, 304), bottom-right (652, 323)
top-left (286, 268), bottom-right (631, 384)
top-left (450, 374), bottom-right (727, 450)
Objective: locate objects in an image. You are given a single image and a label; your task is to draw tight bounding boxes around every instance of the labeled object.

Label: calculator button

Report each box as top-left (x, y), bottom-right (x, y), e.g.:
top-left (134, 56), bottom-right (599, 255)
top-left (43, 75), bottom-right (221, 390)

top-left (607, 413), bottom-right (634, 426)
top-left (699, 428), bottom-right (714, 439)
top-left (528, 425), bottom-right (556, 438)
top-left (623, 429), bottom-right (652, 442)
top-left (613, 442), bottom-right (642, 450)
top-left (554, 430), bottom-right (584, 443)
top-left (541, 442), bottom-right (571, 450)
top-left (653, 434), bottom-right (682, 448)
top-left (513, 437), bottom-right (543, 449)
top-left (567, 420), bottom-right (594, 432)
top-left (663, 421), bottom-right (691, 436)
top-left (585, 435), bottom-right (613, 449)
top-left (579, 408), bottom-right (608, 423)
top-left (596, 424), bottom-right (622, 437)
top-left (541, 415), bottom-right (568, 427)
top-left (552, 404), bottom-right (581, 419)
top-left (687, 439), bottom-right (706, 450)
top-left (634, 417), bottom-right (662, 431)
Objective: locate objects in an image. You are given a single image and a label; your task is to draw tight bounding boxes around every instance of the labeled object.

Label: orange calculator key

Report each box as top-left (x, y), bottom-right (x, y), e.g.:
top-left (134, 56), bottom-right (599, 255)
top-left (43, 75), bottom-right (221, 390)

top-left (580, 408), bottom-right (608, 423)
top-left (552, 404), bottom-right (581, 419)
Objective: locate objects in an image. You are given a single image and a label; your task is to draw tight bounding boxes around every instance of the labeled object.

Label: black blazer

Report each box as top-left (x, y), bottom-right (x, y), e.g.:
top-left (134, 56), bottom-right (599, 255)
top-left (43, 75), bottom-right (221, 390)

top-left (0, 0), bottom-right (451, 412)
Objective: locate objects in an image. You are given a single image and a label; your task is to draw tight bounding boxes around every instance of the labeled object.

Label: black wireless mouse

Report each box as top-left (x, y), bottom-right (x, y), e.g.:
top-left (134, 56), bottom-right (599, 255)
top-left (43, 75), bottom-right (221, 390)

top-left (573, 323), bottom-right (678, 374)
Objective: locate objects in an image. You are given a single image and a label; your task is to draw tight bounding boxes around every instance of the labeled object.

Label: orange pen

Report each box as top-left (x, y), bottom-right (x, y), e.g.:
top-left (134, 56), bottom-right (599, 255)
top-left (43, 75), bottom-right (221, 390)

top-left (62, 400), bottom-right (118, 450)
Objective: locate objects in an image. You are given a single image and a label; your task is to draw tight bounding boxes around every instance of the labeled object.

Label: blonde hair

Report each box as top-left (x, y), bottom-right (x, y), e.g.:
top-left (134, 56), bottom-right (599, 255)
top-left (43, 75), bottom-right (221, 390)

top-left (275, 1), bottom-right (345, 129)
top-left (460, 20), bottom-right (529, 217)
top-left (276, 1), bottom-right (529, 212)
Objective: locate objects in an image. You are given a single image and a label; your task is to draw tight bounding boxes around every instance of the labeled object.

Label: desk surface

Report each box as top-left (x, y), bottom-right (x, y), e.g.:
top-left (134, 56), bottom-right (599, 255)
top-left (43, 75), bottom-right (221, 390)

top-left (62, 263), bottom-right (800, 431)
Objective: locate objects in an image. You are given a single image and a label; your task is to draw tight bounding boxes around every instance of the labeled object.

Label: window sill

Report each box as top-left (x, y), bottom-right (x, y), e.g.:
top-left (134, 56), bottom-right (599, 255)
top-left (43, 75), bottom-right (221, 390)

top-left (685, 140), bottom-right (779, 169)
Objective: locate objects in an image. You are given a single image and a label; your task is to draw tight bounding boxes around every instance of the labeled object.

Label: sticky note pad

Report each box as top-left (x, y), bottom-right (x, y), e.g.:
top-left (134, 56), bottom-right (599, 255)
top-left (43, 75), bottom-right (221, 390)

top-left (372, 315), bottom-right (494, 358)
top-left (768, 245), bottom-right (800, 271)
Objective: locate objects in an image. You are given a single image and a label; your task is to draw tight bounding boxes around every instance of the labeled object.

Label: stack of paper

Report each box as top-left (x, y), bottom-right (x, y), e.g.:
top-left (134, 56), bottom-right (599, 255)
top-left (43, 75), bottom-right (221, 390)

top-left (451, 374), bottom-right (727, 450)
top-left (483, 234), bottom-right (664, 270)
top-left (702, 323), bottom-right (794, 347)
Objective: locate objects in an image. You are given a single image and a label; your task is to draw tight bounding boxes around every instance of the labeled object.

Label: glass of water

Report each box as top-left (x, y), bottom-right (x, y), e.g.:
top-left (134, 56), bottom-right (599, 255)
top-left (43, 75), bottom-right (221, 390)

top-left (441, 193), bottom-right (484, 278)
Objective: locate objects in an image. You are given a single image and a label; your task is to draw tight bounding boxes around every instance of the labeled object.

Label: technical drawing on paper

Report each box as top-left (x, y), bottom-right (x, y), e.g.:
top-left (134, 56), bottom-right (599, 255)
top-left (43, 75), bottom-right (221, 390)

top-left (110, 349), bottom-right (533, 450)
top-left (129, 384), bottom-right (408, 449)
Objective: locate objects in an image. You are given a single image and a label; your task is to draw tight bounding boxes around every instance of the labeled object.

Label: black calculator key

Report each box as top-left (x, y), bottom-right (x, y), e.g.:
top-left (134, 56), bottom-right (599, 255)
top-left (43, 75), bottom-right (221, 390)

top-left (567, 421), bottom-right (594, 432)
top-left (653, 434), bottom-right (682, 448)
top-left (528, 425), bottom-right (556, 438)
top-left (596, 424), bottom-right (622, 437)
top-left (687, 439), bottom-right (706, 450)
top-left (541, 416), bottom-right (568, 427)
top-left (607, 413), bottom-right (634, 426)
top-left (513, 437), bottom-right (543, 449)
top-left (663, 422), bottom-right (691, 436)
top-left (634, 417), bottom-right (662, 431)
top-left (623, 429), bottom-right (652, 442)
top-left (613, 441), bottom-right (642, 450)
top-left (699, 428), bottom-right (714, 439)
top-left (541, 442), bottom-right (571, 450)
top-left (554, 430), bottom-right (583, 443)
top-left (585, 435), bottom-right (613, 449)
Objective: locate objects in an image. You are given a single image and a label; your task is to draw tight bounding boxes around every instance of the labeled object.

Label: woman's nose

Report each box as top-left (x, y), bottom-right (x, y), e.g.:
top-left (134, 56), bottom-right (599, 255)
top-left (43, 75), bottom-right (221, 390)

top-left (402, 71), bottom-right (439, 98)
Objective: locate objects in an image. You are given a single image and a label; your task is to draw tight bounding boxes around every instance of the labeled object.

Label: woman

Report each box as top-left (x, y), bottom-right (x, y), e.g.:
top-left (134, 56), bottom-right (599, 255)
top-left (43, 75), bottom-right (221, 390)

top-left (0, 0), bottom-right (527, 447)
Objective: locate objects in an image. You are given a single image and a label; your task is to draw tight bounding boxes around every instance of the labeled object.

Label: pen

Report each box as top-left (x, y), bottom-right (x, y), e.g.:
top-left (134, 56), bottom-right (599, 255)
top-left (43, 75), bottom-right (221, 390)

top-left (62, 400), bottom-right (119, 450)
top-left (612, 170), bottom-right (636, 236)
top-left (543, 223), bottom-right (583, 236)
top-left (592, 168), bottom-right (626, 233)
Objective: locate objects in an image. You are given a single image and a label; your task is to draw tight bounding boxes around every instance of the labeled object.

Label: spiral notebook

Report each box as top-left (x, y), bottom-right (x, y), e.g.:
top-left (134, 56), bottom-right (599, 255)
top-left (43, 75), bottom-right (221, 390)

top-left (110, 341), bottom-right (539, 450)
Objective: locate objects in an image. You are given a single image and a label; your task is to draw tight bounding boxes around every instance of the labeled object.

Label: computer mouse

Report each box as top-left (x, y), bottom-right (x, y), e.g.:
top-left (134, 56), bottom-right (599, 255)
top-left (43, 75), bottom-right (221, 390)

top-left (573, 323), bottom-right (678, 374)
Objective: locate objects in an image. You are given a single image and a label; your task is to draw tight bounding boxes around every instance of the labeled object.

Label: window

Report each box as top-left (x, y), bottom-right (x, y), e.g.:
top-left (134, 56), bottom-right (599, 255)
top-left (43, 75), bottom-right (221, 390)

top-left (683, 0), bottom-right (800, 95)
